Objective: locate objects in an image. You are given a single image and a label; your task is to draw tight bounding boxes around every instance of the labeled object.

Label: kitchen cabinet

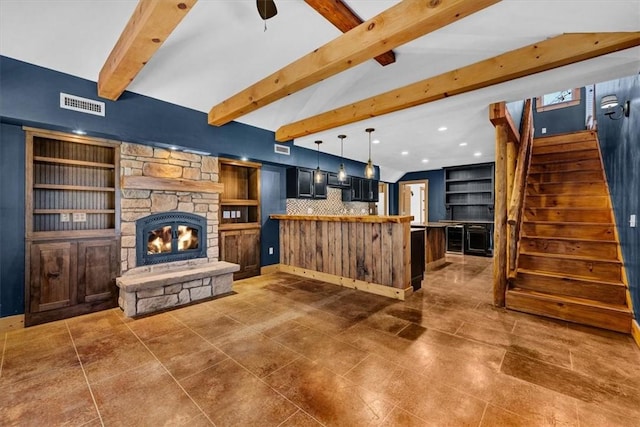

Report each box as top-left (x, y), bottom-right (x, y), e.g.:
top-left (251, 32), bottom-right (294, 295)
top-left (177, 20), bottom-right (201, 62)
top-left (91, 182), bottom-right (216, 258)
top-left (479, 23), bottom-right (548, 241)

top-left (343, 177), bottom-right (379, 202)
top-left (286, 167), bottom-right (327, 199)
top-left (327, 173), bottom-right (350, 188)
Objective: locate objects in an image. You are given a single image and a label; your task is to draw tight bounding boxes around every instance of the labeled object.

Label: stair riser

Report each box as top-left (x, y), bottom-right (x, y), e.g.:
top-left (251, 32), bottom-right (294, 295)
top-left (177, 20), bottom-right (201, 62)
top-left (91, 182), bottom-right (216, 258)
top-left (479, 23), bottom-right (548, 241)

top-left (523, 208), bottom-right (612, 223)
top-left (513, 273), bottom-right (626, 305)
top-left (527, 170), bottom-right (604, 184)
top-left (525, 195), bottom-right (609, 208)
top-left (532, 140), bottom-right (599, 155)
top-left (520, 237), bottom-right (619, 259)
top-left (531, 149), bottom-right (600, 164)
top-left (506, 291), bottom-right (631, 333)
top-left (534, 132), bottom-right (597, 147)
top-left (522, 223), bottom-right (615, 240)
top-left (518, 255), bottom-right (621, 281)
top-left (529, 159), bottom-right (602, 173)
top-left (527, 182), bottom-right (607, 196)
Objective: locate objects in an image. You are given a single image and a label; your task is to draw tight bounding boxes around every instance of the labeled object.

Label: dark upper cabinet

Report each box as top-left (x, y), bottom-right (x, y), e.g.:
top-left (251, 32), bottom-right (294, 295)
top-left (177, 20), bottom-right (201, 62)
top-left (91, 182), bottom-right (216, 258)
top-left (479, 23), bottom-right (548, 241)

top-left (327, 172), bottom-right (350, 188)
top-left (343, 178), bottom-right (378, 202)
top-left (444, 163), bottom-right (494, 221)
top-left (286, 167), bottom-right (327, 199)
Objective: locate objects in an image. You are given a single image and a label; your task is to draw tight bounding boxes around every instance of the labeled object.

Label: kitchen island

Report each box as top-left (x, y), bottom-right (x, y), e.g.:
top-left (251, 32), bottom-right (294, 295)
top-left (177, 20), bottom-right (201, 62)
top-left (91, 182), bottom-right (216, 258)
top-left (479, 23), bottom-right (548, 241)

top-left (270, 215), bottom-right (413, 300)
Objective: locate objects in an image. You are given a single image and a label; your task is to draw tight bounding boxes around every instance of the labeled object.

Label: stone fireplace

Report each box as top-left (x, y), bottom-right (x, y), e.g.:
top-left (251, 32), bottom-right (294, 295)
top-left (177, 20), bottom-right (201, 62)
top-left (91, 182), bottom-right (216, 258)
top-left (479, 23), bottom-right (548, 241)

top-left (116, 143), bottom-right (239, 316)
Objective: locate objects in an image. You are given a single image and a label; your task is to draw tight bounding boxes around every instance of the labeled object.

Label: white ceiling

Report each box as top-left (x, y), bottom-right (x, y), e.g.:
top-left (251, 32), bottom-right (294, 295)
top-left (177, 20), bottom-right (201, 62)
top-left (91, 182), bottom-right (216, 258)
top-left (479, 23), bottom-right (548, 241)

top-left (1, 0), bottom-right (639, 182)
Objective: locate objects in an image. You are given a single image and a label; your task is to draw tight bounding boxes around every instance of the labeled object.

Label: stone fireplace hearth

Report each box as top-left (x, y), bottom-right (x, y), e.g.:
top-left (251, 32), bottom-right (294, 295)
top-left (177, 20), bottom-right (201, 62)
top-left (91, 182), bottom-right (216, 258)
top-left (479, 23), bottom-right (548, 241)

top-left (116, 142), bottom-right (238, 316)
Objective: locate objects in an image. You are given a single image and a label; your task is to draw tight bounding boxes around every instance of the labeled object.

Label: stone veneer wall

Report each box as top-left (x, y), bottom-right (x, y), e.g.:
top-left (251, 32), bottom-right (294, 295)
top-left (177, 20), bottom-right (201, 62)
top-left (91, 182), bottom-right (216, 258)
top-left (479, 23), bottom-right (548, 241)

top-left (286, 188), bottom-right (370, 215)
top-left (119, 142), bottom-right (220, 274)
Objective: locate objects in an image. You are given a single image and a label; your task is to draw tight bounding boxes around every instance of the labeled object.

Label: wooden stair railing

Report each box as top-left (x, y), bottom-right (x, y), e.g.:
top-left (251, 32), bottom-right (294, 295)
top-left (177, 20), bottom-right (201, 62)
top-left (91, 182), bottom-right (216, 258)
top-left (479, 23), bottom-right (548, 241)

top-left (507, 99), bottom-right (534, 275)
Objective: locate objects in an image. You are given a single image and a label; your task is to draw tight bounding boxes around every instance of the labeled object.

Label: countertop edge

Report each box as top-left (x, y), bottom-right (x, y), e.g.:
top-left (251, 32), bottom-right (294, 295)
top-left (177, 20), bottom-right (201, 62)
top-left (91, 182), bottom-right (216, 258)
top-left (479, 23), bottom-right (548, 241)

top-left (270, 214), bottom-right (413, 224)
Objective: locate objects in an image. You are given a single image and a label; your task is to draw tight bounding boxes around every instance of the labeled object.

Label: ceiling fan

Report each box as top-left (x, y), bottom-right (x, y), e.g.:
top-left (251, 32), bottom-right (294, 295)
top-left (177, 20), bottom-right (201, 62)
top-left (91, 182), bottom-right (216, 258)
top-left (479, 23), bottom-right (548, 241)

top-left (256, 0), bottom-right (278, 20)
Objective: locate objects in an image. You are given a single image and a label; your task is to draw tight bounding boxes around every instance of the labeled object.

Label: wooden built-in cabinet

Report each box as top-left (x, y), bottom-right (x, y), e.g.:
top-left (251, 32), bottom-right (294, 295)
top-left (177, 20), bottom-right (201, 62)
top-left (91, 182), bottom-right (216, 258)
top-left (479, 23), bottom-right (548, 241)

top-left (219, 158), bottom-right (261, 279)
top-left (445, 163), bottom-right (494, 221)
top-left (24, 127), bottom-right (121, 326)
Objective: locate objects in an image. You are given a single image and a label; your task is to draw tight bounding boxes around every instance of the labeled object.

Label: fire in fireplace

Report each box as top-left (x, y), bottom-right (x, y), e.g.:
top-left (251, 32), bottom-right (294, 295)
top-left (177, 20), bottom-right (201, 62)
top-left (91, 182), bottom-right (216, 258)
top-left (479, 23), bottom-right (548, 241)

top-left (136, 212), bottom-right (207, 266)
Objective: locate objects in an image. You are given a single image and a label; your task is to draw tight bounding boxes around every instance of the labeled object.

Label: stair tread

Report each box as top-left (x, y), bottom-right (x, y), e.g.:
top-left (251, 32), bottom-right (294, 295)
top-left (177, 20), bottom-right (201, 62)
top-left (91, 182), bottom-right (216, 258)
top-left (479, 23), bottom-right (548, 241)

top-left (530, 158), bottom-right (599, 166)
top-left (528, 169), bottom-right (602, 174)
top-left (534, 130), bottom-right (595, 141)
top-left (520, 235), bottom-right (617, 243)
top-left (522, 221), bottom-right (614, 226)
top-left (518, 251), bottom-right (621, 264)
top-left (516, 269), bottom-right (625, 286)
top-left (525, 194), bottom-right (608, 198)
top-left (527, 180), bottom-right (605, 186)
top-left (525, 207), bottom-right (610, 211)
top-left (509, 287), bottom-right (632, 313)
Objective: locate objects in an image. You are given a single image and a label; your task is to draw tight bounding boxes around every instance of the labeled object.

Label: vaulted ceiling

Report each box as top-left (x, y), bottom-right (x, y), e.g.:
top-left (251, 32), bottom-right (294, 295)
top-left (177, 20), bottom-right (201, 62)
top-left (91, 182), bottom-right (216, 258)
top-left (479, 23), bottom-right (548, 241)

top-left (1, 1), bottom-right (639, 181)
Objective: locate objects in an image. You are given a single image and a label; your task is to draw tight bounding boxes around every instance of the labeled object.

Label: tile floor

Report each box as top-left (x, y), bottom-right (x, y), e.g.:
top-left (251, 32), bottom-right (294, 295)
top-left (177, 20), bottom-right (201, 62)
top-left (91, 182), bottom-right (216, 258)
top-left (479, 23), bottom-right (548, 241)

top-left (1, 256), bottom-right (639, 426)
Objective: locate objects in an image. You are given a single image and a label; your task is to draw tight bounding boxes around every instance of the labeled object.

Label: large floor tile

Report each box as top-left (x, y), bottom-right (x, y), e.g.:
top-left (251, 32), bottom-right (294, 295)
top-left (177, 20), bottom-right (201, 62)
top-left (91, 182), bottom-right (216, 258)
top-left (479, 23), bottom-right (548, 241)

top-left (181, 358), bottom-right (297, 426)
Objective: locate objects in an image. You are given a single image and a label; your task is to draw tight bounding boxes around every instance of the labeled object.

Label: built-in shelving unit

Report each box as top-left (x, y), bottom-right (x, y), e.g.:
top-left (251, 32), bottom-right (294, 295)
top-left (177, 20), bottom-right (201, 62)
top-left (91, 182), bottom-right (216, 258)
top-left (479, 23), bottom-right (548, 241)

top-left (24, 127), bottom-right (121, 326)
top-left (445, 163), bottom-right (494, 221)
top-left (218, 158), bottom-right (261, 279)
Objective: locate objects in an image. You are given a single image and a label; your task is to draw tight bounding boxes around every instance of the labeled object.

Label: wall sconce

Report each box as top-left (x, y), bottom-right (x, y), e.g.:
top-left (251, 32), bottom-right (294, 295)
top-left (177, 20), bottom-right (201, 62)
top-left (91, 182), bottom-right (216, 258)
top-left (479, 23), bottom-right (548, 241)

top-left (601, 95), bottom-right (630, 120)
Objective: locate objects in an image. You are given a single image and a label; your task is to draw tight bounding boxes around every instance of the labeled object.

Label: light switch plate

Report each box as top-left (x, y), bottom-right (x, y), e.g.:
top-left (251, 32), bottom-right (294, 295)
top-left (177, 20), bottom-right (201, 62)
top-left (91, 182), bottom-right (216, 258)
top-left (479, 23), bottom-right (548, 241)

top-left (269, 247), bottom-right (274, 255)
top-left (60, 213), bottom-right (70, 222)
top-left (72, 212), bottom-right (86, 222)
top-left (630, 214), bottom-right (637, 228)
top-left (541, 127), bottom-right (547, 134)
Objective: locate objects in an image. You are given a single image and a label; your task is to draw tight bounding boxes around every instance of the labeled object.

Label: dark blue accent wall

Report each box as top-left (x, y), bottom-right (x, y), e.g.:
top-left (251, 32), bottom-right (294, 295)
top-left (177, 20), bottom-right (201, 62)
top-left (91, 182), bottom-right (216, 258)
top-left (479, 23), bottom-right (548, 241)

top-left (0, 124), bottom-right (26, 316)
top-left (397, 169), bottom-right (446, 222)
top-left (596, 75), bottom-right (640, 322)
top-left (532, 88), bottom-right (586, 138)
top-left (0, 55), bottom-right (376, 317)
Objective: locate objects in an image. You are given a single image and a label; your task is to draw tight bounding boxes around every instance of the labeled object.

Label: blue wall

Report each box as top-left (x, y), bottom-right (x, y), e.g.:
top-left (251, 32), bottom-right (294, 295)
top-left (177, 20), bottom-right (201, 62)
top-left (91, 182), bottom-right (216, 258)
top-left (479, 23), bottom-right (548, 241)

top-left (596, 75), bottom-right (639, 322)
top-left (396, 169), bottom-right (446, 222)
top-left (0, 124), bottom-right (26, 316)
top-left (0, 55), bottom-right (376, 317)
top-left (532, 88), bottom-right (586, 138)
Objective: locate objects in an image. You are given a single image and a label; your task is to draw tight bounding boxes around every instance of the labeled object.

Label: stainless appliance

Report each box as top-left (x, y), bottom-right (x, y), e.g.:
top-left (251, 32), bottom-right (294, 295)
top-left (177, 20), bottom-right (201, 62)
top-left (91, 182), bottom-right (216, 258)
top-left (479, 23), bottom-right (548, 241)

top-left (465, 224), bottom-right (492, 256)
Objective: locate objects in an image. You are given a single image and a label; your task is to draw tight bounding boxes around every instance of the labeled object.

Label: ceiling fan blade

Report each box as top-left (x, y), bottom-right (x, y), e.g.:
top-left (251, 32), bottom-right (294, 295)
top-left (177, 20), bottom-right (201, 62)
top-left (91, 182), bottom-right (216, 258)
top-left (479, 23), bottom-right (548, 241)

top-left (256, 0), bottom-right (277, 20)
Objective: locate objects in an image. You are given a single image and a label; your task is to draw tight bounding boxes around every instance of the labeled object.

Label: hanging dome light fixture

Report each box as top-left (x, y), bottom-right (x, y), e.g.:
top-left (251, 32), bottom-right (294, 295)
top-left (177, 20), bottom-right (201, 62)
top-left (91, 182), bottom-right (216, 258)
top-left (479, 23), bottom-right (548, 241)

top-left (364, 128), bottom-right (375, 179)
top-left (314, 140), bottom-right (323, 183)
top-left (337, 134), bottom-right (347, 182)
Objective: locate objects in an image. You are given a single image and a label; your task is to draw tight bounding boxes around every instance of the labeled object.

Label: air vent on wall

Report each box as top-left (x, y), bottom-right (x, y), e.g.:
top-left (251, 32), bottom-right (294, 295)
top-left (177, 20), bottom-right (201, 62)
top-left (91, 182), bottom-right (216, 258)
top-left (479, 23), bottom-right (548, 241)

top-left (60, 93), bottom-right (105, 117)
top-left (274, 144), bottom-right (290, 155)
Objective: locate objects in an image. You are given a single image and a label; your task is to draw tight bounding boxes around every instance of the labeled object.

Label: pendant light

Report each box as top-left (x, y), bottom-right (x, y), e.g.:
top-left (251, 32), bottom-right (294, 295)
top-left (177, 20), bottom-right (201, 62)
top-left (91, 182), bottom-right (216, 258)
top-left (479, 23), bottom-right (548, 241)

top-left (364, 128), bottom-right (375, 179)
top-left (337, 134), bottom-right (347, 182)
top-left (314, 140), bottom-right (323, 183)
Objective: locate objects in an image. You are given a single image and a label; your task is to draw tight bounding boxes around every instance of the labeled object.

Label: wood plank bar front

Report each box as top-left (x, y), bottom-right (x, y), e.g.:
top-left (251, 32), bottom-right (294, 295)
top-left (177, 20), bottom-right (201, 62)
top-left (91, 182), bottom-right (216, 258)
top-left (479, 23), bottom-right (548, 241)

top-left (271, 215), bottom-right (413, 299)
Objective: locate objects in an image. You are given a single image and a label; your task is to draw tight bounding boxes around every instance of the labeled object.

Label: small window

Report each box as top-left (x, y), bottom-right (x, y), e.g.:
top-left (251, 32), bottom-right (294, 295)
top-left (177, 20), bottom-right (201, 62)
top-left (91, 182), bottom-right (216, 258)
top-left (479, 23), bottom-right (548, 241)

top-left (535, 88), bottom-right (581, 112)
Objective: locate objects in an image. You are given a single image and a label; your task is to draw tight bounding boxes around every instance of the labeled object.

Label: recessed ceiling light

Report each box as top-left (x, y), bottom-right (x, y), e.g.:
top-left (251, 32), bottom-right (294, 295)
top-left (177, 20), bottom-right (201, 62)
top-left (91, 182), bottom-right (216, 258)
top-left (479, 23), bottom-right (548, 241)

top-left (438, 126), bottom-right (448, 132)
top-left (474, 152), bottom-right (482, 157)
top-left (459, 142), bottom-right (467, 146)
top-left (241, 156), bottom-right (248, 161)
top-left (169, 146), bottom-right (178, 150)
top-left (421, 159), bottom-right (429, 163)
top-left (372, 139), bottom-right (380, 144)
top-left (73, 129), bottom-right (86, 135)
top-left (401, 151), bottom-right (409, 155)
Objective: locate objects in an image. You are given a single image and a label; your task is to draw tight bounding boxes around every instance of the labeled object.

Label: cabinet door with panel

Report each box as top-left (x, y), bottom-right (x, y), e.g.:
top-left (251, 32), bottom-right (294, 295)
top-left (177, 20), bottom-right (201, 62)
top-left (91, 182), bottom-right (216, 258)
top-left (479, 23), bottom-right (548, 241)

top-left (29, 241), bottom-right (78, 313)
top-left (220, 229), bottom-right (261, 279)
top-left (77, 238), bottom-right (119, 303)
top-left (313, 171), bottom-right (328, 199)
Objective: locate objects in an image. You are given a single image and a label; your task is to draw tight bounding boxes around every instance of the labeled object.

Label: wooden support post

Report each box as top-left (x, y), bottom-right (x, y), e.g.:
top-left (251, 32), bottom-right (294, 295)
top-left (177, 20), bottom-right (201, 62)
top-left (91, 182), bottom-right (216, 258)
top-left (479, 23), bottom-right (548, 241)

top-left (493, 124), bottom-right (508, 307)
top-left (506, 140), bottom-right (516, 275)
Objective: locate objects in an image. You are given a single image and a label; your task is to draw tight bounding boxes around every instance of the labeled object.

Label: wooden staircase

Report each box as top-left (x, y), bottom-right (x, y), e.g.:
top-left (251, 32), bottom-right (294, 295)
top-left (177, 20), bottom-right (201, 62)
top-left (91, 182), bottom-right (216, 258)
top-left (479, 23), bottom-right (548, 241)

top-left (506, 130), bottom-right (633, 333)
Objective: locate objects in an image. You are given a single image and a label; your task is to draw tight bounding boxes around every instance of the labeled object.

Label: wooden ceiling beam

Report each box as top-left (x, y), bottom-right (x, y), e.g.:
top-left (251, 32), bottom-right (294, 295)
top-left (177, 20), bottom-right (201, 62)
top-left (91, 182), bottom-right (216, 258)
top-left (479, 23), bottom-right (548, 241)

top-left (98, 0), bottom-right (197, 101)
top-left (276, 32), bottom-right (640, 141)
top-left (304, 0), bottom-right (396, 66)
top-left (208, 0), bottom-right (501, 126)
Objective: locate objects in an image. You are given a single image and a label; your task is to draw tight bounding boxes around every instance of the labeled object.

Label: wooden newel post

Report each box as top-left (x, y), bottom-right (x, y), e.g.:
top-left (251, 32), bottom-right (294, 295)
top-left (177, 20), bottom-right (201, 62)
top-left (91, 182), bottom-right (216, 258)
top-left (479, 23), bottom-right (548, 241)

top-left (493, 123), bottom-right (508, 307)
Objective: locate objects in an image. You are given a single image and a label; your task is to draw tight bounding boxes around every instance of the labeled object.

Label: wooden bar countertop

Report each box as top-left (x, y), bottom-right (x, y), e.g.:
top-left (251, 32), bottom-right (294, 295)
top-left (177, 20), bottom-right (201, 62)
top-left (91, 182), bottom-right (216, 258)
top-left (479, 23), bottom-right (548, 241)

top-left (270, 214), bottom-right (413, 224)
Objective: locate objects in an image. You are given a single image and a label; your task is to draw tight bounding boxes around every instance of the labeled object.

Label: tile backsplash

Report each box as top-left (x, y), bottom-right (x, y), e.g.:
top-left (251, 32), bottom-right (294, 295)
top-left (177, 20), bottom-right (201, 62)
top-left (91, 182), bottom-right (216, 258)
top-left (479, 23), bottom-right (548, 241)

top-left (287, 188), bottom-right (370, 215)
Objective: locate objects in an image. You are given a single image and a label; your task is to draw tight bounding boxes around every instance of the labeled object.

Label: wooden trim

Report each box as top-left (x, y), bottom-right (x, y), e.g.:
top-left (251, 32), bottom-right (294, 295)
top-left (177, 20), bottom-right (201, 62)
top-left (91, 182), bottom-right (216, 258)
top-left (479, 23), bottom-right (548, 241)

top-left (304, 0), bottom-right (395, 66)
top-left (98, 0), bottom-right (198, 100)
top-left (277, 264), bottom-right (410, 301)
top-left (398, 180), bottom-right (428, 224)
top-left (260, 264), bottom-right (281, 275)
top-left (218, 223), bottom-right (261, 231)
top-left (23, 126), bottom-right (121, 147)
top-left (218, 157), bottom-right (262, 169)
top-left (426, 258), bottom-right (447, 272)
top-left (33, 209), bottom-right (116, 214)
top-left (209, 0), bottom-right (500, 126)
top-left (28, 229), bottom-right (119, 241)
top-left (270, 214), bottom-right (413, 223)
top-left (493, 123), bottom-right (508, 307)
top-left (632, 319), bottom-right (640, 351)
top-left (121, 175), bottom-right (224, 194)
top-left (489, 102), bottom-right (520, 144)
top-left (33, 184), bottom-right (116, 192)
top-left (276, 32), bottom-right (640, 141)
top-left (33, 156), bottom-right (116, 169)
top-left (535, 88), bottom-right (581, 113)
